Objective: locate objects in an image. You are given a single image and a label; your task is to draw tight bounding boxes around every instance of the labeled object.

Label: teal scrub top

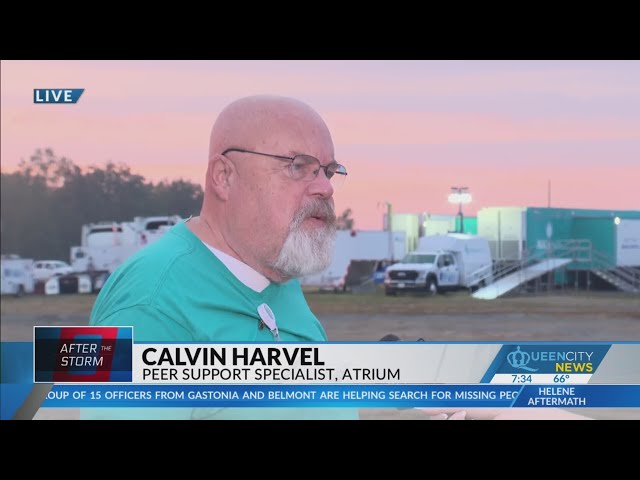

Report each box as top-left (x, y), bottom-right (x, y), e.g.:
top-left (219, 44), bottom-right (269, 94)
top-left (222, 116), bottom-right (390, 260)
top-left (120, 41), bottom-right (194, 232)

top-left (84, 221), bottom-right (358, 420)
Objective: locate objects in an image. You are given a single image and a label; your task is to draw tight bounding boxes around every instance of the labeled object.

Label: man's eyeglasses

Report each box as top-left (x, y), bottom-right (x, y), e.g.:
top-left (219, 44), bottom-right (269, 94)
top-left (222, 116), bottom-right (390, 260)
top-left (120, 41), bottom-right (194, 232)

top-left (222, 148), bottom-right (347, 187)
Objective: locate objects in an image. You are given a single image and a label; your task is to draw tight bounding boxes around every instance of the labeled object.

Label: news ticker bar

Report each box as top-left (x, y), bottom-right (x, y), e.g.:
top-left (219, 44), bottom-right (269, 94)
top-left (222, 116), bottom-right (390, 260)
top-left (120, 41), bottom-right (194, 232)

top-left (42, 384), bottom-right (640, 408)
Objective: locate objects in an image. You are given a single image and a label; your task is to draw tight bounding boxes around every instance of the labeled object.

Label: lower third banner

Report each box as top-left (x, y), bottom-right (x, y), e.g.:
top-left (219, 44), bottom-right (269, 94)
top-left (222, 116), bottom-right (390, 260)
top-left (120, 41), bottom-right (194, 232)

top-left (41, 384), bottom-right (640, 408)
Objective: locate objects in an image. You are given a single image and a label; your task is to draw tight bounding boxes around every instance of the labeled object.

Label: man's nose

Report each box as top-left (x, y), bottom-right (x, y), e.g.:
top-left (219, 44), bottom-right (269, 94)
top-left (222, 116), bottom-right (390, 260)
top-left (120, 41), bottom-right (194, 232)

top-left (307, 167), bottom-right (334, 198)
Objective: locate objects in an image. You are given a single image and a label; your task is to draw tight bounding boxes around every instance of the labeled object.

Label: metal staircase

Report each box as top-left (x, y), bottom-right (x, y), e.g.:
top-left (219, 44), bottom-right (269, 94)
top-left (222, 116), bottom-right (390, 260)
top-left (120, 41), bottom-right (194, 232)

top-left (471, 239), bottom-right (640, 299)
top-left (590, 250), bottom-right (640, 293)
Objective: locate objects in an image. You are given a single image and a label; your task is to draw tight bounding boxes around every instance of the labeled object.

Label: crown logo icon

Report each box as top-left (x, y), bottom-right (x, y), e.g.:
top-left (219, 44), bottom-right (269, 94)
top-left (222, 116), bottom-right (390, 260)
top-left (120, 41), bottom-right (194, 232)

top-left (507, 346), bottom-right (538, 372)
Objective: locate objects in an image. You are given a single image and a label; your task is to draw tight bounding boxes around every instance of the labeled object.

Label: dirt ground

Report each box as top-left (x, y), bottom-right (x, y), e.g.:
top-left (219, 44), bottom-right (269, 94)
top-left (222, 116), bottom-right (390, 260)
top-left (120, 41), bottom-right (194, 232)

top-left (4, 288), bottom-right (639, 318)
top-left (3, 289), bottom-right (639, 342)
top-left (3, 289), bottom-right (639, 420)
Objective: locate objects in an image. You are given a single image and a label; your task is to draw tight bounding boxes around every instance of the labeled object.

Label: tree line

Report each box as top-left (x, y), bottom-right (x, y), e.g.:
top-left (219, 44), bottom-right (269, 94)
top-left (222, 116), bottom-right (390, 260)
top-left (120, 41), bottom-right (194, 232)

top-left (1, 149), bottom-right (356, 261)
top-left (1, 149), bottom-right (204, 260)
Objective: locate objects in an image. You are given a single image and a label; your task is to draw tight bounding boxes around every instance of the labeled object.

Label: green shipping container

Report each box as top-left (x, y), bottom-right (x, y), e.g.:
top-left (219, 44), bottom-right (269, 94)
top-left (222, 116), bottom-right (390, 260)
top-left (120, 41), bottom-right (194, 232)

top-left (571, 217), bottom-right (615, 269)
top-left (526, 207), bottom-right (640, 271)
top-left (454, 217), bottom-right (477, 235)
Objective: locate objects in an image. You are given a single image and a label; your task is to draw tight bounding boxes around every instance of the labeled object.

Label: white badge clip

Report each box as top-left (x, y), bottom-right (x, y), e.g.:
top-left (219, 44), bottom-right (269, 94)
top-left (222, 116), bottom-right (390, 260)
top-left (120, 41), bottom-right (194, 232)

top-left (257, 303), bottom-right (280, 341)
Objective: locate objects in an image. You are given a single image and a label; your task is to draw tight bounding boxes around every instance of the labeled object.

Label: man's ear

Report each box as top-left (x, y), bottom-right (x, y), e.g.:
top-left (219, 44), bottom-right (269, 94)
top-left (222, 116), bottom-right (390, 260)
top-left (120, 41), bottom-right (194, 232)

top-left (207, 154), bottom-right (234, 200)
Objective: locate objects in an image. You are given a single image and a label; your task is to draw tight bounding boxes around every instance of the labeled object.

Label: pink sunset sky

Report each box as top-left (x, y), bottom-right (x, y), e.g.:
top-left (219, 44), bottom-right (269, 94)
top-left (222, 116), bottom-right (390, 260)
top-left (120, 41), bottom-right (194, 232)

top-left (1, 60), bottom-right (639, 229)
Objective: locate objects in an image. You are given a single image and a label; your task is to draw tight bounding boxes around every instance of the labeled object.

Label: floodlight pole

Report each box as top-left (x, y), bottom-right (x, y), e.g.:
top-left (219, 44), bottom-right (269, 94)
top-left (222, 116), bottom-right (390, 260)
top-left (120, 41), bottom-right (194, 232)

top-left (451, 186), bottom-right (468, 233)
top-left (386, 202), bottom-right (394, 261)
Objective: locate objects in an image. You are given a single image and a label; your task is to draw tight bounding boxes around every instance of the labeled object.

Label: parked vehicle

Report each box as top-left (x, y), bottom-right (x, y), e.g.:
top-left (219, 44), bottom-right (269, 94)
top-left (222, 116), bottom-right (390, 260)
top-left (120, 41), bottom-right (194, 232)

top-left (384, 234), bottom-right (493, 295)
top-left (33, 260), bottom-right (73, 282)
top-left (300, 230), bottom-right (406, 289)
top-left (1, 255), bottom-right (35, 296)
top-left (45, 273), bottom-right (93, 295)
top-left (71, 215), bottom-right (181, 273)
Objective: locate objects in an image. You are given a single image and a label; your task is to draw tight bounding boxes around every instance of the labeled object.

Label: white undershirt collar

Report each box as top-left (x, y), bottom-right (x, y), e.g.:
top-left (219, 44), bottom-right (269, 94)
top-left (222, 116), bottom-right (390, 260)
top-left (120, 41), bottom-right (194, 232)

top-left (203, 243), bottom-right (270, 293)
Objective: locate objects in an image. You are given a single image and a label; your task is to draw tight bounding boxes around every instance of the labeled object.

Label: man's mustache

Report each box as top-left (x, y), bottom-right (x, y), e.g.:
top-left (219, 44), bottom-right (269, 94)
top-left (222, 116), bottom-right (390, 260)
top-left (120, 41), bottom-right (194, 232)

top-left (292, 199), bottom-right (336, 228)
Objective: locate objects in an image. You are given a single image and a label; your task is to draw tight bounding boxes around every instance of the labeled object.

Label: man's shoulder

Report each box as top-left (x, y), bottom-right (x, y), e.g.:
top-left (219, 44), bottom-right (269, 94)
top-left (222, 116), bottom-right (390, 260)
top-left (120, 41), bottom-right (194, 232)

top-left (108, 225), bottom-right (199, 289)
top-left (90, 224), bottom-right (209, 323)
top-left (128, 225), bottom-right (198, 270)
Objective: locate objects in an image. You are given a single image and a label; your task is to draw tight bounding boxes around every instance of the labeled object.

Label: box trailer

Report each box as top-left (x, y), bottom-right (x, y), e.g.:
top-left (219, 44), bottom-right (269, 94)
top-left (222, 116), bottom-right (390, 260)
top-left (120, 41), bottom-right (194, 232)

top-left (72, 215), bottom-right (181, 273)
top-left (1, 255), bottom-right (35, 296)
top-left (300, 230), bottom-right (406, 288)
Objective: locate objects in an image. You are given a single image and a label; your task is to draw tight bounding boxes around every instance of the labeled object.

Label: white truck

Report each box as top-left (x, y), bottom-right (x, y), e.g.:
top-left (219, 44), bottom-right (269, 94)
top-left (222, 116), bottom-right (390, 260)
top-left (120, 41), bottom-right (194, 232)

top-left (384, 234), bottom-right (493, 295)
top-left (70, 215), bottom-right (181, 273)
top-left (1, 255), bottom-right (35, 296)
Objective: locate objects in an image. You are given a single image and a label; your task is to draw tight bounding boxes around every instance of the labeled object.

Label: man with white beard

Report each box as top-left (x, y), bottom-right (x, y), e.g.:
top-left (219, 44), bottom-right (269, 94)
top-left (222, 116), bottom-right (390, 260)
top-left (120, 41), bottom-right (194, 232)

top-left (88, 95), bottom-right (355, 419)
top-left (92, 94), bottom-right (346, 342)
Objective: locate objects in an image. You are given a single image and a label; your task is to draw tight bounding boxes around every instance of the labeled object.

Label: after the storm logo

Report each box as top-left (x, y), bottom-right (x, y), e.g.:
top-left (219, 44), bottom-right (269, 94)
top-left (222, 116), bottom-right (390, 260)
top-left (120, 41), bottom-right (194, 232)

top-left (34, 326), bottom-right (132, 382)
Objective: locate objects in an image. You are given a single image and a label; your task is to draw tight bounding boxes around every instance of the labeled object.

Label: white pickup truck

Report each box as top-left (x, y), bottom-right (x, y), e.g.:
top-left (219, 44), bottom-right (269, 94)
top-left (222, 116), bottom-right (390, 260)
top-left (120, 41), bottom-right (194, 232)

top-left (383, 234), bottom-right (493, 295)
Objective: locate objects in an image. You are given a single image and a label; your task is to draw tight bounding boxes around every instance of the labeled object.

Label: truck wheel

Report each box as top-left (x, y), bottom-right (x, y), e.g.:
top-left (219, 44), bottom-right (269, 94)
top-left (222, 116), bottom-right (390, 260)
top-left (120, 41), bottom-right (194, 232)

top-left (425, 277), bottom-right (438, 296)
top-left (15, 285), bottom-right (25, 298)
top-left (385, 288), bottom-right (397, 296)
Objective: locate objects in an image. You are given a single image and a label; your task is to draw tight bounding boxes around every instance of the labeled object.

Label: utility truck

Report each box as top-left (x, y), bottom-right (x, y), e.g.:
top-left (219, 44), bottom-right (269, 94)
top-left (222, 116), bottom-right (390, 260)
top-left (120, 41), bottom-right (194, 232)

top-left (384, 234), bottom-right (492, 295)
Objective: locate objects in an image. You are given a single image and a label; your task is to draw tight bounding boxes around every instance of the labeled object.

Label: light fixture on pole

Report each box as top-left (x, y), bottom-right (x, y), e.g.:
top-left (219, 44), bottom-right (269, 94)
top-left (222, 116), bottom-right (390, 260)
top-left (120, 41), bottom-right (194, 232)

top-left (448, 187), bottom-right (472, 233)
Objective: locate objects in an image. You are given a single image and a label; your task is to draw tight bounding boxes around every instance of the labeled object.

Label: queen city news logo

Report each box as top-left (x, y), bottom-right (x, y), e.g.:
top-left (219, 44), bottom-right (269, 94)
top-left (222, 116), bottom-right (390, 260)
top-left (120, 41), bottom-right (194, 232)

top-left (499, 344), bottom-right (611, 375)
top-left (507, 346), bottom-right (539, 372)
